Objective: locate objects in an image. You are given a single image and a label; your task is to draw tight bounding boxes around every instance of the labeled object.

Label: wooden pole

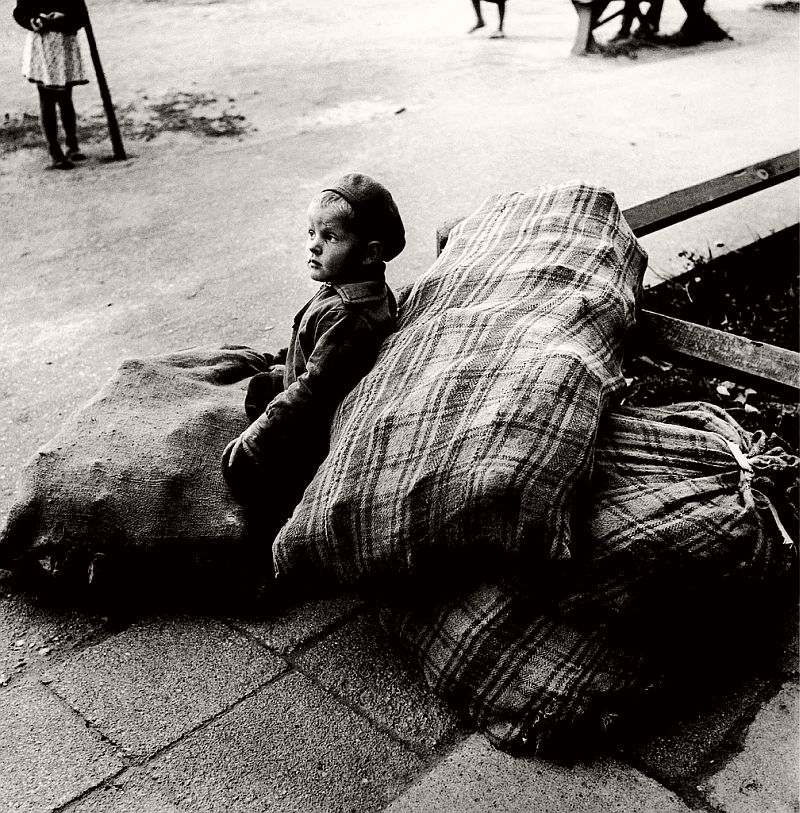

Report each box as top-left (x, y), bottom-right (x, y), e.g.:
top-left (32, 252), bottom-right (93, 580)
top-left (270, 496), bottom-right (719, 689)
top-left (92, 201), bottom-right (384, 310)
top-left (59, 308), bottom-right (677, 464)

top-left (78, 0), bottom-right (126, 160)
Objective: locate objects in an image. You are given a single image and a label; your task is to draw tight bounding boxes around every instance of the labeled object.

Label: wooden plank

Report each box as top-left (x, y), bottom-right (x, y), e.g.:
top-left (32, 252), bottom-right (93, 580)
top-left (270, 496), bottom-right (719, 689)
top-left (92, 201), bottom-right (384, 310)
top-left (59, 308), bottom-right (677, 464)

top-left (639, 310), bottom-right (800, 391)
top-left (624, 151), bottom-right (799, 237)
top-left (435, 152), bottom-right (799, 254)
top-left (435, 217), bottom-right (465, 256)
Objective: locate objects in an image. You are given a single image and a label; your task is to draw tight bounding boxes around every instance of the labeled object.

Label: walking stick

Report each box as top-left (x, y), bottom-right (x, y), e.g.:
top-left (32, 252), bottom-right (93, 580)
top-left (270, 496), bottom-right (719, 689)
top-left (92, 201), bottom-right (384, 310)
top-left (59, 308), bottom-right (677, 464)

top-left (78, 0), bottom-right (126, 160)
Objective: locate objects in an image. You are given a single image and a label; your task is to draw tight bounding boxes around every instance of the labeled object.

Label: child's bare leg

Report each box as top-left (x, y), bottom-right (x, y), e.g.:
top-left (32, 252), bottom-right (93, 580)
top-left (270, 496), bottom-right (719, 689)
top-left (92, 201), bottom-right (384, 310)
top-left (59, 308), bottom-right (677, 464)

top-left (468, 0), bottom-right (485, 31)
top-left (37, 86), bottom-right (63, 161)
top-left (57, 87), bottom-right (82, 157)
top-left (490, 1), bottom-right (506, 36)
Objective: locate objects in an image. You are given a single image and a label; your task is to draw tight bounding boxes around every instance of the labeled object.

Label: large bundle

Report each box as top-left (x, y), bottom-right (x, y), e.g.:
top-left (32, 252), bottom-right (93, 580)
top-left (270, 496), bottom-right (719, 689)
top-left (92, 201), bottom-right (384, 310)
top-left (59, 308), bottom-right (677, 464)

top-left (379, 402), bottom-right (796, 753)
top-left (560, 401), bottom-right (796, 618)
top-left (0, 345), bottom-right (275, 588)
top-left (273, 183), bottom-right (648, 589)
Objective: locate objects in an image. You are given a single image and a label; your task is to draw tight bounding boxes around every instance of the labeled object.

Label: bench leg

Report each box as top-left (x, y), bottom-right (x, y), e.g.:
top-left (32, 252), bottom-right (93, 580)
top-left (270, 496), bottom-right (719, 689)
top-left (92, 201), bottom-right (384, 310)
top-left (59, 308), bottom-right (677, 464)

top-left (644, 0), bottom-right (664, 32)
top-left (571, 3), bottom-right (595, 54)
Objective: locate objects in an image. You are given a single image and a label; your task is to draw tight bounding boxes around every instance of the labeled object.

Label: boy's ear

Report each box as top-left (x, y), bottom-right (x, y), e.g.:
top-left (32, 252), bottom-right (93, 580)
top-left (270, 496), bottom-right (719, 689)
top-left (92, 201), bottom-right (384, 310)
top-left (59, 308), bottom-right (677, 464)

top-left (361, 240), bottom-right (383, 265)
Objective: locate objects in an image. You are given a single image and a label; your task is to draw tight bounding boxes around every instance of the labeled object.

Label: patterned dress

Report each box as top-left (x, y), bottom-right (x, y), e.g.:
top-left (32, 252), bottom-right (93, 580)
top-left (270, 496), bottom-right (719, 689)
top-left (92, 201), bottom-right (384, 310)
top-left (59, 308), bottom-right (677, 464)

top-left (22, 30), bottom-right (87, 89)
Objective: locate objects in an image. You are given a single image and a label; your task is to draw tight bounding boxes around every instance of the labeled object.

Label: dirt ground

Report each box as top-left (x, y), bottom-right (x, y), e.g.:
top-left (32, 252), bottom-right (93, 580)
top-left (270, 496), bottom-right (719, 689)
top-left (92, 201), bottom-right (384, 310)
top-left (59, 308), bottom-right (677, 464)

top-left (0, 0), bottom-right (798, 527)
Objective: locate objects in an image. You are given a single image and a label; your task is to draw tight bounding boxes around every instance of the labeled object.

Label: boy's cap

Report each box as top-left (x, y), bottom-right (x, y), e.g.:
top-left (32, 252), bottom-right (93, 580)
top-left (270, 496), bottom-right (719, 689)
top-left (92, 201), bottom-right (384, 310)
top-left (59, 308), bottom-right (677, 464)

top-left (322, 173), bottom-right (405, 262)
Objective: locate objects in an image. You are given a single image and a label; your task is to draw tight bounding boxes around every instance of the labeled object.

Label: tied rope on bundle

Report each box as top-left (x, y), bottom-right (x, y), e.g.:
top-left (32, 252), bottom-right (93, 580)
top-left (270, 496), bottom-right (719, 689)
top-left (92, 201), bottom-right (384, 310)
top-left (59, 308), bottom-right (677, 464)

top-left (726, 432), bottom-right (799, 549)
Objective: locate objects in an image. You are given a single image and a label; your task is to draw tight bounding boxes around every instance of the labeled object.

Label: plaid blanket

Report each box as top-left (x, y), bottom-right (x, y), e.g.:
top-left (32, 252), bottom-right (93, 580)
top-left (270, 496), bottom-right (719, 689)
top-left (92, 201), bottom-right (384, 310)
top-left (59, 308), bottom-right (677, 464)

top-left (379, 402), bottom-right (796, 753)
top-left (379, 583), bottom-right (646, 753)
top-left (560, 401), bottom-right (795, 619)
top-left (273, 183), bottom-right (647, 588)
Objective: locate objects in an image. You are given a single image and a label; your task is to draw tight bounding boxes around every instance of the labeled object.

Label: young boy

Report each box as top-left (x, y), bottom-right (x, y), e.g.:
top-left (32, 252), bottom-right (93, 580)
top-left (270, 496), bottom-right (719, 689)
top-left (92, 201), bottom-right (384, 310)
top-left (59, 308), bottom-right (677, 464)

top-left (222, 173), bottom-right (405, 512)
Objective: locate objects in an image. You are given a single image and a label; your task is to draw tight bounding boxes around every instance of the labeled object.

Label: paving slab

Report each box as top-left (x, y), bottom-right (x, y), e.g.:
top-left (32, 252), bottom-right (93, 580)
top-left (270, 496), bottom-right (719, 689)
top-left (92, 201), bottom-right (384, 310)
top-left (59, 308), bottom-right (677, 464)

top-left (235, 593), bottom-right (365, 654)
top-left (0, 682), bottom-right (124, 813)
top-left (620, 587), bottom-right (796, 791)
top-left (64, 767), bottom-right (187, 813)
top-left (0, 576), bottom-right (106, 690)
top-left (625, 673), bottom-right (786, 786)
top-left (383, 733), bottom-right (693, 813)
top-left (294, 611), bottom-right (461, 753)
top-left (139, 670), bottom-right (423, 813)
top-left (44, 616), bottom-right (287, 758)
top-left (700, 681), bottom-right (799, 813)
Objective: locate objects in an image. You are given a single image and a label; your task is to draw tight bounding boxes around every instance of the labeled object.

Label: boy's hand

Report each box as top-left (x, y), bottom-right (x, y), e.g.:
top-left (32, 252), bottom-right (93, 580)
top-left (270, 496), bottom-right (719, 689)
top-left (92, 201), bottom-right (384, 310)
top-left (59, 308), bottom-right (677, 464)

top-left (222, 435), bottom-right (257, 469)
top-left (221, 423), bottom-right (272, 501)
top-left (31, 16), bottom-right (44, 30)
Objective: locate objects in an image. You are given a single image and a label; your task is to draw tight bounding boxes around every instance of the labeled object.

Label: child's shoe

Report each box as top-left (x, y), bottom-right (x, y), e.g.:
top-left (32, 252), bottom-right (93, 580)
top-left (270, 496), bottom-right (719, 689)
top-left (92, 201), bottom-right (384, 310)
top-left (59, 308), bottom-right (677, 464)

top-left (49, 157), bottom-right (75, 170)
top-left (66, 149), bottom-right (87, 162)
top-left (245, 369), bottom-right (285, 422)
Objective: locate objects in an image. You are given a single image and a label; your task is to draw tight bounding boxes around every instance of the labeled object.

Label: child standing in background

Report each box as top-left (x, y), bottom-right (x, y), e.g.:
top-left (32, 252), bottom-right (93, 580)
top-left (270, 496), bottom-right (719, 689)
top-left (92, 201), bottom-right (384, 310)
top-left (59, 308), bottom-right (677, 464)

top-left (468, 0), bottom-right (508, 38)
top-left (13, 0), bottom-right (89, 170)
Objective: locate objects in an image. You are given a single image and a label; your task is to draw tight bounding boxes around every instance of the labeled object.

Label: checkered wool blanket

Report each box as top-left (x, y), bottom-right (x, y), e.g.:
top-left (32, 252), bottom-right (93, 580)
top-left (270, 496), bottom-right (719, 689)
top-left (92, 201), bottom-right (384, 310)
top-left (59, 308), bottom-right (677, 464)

top-left (273, 183), bottom-right (648, 589)
top-left (379, 402), bottom-right (796, 753)
top-left (379, 583), bottom-right (646, 754)
top-left (560, 401), bottom-right (796, 619)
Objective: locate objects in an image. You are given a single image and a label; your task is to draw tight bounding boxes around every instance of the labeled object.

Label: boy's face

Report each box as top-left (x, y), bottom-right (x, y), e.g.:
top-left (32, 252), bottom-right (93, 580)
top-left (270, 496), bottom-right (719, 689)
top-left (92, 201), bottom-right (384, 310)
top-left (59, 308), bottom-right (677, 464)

top-left (306, 202), bottom-right (368, 284)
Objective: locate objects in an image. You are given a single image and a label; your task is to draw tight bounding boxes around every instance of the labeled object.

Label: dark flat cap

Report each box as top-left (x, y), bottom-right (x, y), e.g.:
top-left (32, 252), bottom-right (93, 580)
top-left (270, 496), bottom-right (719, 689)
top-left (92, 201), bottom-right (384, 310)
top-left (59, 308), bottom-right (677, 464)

top-left (322, 173), bottom-right (406, 262)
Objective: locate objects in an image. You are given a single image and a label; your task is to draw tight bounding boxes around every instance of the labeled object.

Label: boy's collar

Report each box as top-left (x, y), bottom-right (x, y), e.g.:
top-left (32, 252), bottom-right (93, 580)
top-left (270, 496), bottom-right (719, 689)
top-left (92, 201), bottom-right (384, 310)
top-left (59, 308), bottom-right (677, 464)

top-left (323, 277), bottom-right (387, 304)
top-left (321, 262), bottom-right (387, 302)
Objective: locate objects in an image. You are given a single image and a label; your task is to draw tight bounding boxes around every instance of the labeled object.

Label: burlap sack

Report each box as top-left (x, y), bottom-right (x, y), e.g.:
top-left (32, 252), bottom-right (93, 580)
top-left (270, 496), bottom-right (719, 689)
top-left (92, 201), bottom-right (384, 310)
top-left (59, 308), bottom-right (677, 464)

top-left (379, 402), bottom-right (796, 753)
top-left (273, 183), bottom-right (647, 589)
top-left (0, 345), bottom-right (274, 591)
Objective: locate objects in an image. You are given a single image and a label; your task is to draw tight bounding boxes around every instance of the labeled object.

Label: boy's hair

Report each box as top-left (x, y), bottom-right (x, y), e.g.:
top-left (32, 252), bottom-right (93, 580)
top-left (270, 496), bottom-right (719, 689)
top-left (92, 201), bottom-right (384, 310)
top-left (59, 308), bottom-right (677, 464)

top-left (309, 190), bottom-right (359, 234)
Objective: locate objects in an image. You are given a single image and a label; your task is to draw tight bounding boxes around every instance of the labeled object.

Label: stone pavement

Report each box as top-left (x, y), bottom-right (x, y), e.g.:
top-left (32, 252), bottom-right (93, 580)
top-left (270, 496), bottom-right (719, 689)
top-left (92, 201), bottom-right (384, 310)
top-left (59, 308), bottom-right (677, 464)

top-left (1, 0), bottom-right (798, 808)
top-left (0, 583), bottom-right (796, 812)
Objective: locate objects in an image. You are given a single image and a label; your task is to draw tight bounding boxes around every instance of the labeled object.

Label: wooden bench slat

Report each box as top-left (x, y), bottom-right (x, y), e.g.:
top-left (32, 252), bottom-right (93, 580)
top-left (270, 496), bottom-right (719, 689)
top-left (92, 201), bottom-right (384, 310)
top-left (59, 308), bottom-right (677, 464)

top-left (435, 152), bottom-right (799, 250)
top-left (638, 310), bottom-right (800, 391)
top-left (625, 151), bottom-right (800, 237)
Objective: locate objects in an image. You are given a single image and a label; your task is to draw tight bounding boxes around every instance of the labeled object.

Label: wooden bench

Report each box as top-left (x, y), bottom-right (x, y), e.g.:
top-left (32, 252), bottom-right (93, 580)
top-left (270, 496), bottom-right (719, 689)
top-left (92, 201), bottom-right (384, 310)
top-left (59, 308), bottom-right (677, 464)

top-left (435, 150), bottom-right (800, 392)
top-left (569, 0), bottom-right (732, 55)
